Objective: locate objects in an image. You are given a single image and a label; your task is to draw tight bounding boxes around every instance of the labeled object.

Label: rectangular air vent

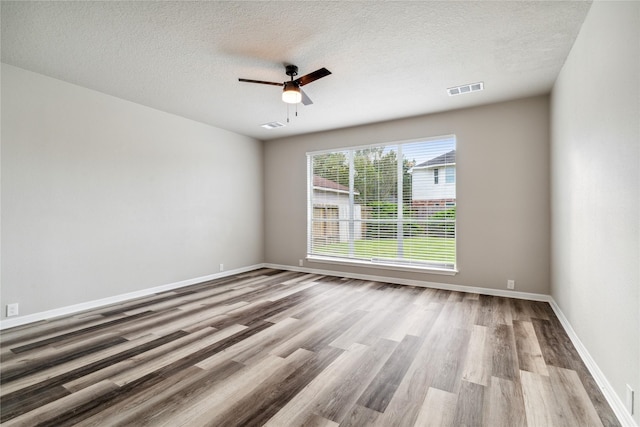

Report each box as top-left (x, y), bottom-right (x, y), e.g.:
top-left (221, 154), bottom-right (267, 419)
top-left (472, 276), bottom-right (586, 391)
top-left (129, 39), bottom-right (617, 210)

top-left (260, 121), bottom-right (285, 129)
top-left (447, 82), bottom-right (484, 96)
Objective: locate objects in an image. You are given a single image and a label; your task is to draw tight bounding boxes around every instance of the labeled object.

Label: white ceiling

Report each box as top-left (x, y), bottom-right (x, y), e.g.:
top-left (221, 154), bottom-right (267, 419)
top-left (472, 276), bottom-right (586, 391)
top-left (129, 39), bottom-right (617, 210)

top-left (1, 1), bottom-right (591, 141)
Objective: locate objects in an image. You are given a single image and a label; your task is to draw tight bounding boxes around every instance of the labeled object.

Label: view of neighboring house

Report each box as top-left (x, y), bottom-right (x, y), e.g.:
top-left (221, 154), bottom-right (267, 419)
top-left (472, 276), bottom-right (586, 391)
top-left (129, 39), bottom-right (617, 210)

top-left (409, 149), bottom-right (456, 216)
top-left (312, 175), bottom-right (361, 243)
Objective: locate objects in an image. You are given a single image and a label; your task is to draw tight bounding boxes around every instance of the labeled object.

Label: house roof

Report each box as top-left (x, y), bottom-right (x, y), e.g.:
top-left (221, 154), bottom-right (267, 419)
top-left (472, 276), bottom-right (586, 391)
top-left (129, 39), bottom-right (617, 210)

top-left (313, 175), bottom-right (358, 195)
top-left (414, 150), bottom-right (456, 169)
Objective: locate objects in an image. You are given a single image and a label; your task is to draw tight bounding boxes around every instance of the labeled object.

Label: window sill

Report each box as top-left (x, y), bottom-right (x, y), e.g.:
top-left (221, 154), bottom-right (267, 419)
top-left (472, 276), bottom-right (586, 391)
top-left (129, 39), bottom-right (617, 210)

top-left (306, 255), bottom-right (458, 276)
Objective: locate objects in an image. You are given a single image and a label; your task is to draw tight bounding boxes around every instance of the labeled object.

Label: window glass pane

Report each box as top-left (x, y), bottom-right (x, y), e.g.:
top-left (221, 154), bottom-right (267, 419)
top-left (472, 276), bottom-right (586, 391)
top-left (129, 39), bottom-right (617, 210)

top-left (446, 166), bottom-right (455, 183)
top-left (308, 136), bottom-right (456, 270)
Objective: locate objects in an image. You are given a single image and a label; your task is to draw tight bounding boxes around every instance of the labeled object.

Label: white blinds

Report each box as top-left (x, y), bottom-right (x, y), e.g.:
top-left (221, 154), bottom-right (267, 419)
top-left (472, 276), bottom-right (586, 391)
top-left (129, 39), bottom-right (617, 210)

top-left (307, 136), bottom-right (456, 270)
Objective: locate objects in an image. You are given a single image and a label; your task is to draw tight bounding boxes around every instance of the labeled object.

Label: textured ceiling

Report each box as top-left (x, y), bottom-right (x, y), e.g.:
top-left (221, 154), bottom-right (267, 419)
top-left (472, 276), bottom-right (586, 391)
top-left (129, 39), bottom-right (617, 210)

top-left (1, 1), bottom-right (591, 141)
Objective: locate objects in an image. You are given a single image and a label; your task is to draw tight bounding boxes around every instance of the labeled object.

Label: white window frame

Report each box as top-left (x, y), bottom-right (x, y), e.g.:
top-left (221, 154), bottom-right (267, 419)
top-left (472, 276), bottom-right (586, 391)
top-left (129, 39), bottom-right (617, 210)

top-left (306, 136), bottom-right (457, 275)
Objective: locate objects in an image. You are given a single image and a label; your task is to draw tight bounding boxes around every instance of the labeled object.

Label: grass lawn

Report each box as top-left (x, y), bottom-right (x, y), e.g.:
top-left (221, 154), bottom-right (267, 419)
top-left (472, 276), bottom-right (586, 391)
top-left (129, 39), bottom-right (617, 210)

top-left (312, 237), bottom-right (455, 264)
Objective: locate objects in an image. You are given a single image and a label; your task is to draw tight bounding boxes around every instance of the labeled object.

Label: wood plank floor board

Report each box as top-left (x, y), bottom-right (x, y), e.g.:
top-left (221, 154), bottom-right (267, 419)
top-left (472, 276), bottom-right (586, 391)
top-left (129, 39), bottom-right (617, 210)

top-left (532, 318), bottom-right (619, 426)
top-left (513, 320), bottom-right (549, 376)
top-left (272, 310), bottom-right (367, 358)
top-left (492, 296), bottom-right (514, 326)
top-left (340, 404), bottom-right (383, 426)
top-left (2, 380), bottom-right (120, 427)
top-left (264, 338), bottom-right (393, 424)
top-left (371, 309), bottom-right (470, 426)
top-left (329, 309), bottom-right (391, 350)
top-left (37, 368), bottom-right (171, 426)
top-left (155, 322), bottom-right (272, 377)
top-left (264, 284), bottom-right (346, 323)
top-left (461, 324), bottom-right (492, 387)
top-left (548, 365), bottom-right (605, 427)
top-left (452, 380), bottom-right (485, 427)
top-left (0, 384), bottom-right (71, 424)
top-left (228, 345), bottom-right (346, 427)
top-left (521, 369), bottom-right (561, 427)
top-left (380, 303), bottom-right (429, 342)
top-left (357, 334), bottom-right (423, 413)
top-left (9, 311), bottom-right (156, 354)
top-left (0, 333), bottom-right (159, 397)
top-left (0, 331), bottom-right (188, 422)
top-left (413, 386), bottom-right (457, 427)
top-left (474, 294), bottom-right (495, 327)
top-left (61, 330), bottom-right (193, 392)
top-left (195, 317), bottom-right (301, 369)
top-left (76, 361), bottom-right (245, 427)
top-left (1, 335), bottom-right (129, 385)
top-left (0, 269), bottom-right (620, 426)
top-left (0, 314), bottom-right (115, 351)
top-left (490, 323), bottom-right (520, 382)
top-left (176, 349), bottom-right (315, 427)
top-left (429, 326), bottom-right (472, 394)
top-left (482, 376), bottom-right (527, 427)
top-left (263, 343), bottom-right (373, 427)
top-left (255, 340), bottom-right (397, 423)
top-left (104, 293), bottom-right (197, 317)
top-left (2, 319), bottom-right (128, 363)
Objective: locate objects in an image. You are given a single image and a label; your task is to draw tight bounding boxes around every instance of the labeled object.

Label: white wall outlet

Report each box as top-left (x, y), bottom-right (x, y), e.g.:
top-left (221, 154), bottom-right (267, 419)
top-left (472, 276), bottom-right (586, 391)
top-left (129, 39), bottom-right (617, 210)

top-left (6, 303), bottom-right (19, 317)
top-left (626, 384), bottom-right (635, 415)
top-left (219, 263), bottom-right (224, 272)
top-left (507, 279), bottom-right (515, 289)
top-left (299, 259), bottom-right (304, 267)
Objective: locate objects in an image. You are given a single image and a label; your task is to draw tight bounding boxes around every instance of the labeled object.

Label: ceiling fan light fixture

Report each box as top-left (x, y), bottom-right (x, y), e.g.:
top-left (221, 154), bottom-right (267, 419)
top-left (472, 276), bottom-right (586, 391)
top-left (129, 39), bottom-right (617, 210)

top-left (282, 81), bottom-right (302, 104)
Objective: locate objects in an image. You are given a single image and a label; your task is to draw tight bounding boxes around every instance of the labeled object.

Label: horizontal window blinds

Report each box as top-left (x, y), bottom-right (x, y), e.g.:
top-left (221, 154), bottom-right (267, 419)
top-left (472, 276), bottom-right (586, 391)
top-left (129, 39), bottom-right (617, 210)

top-left (307, 136), bottom-right (456, 270)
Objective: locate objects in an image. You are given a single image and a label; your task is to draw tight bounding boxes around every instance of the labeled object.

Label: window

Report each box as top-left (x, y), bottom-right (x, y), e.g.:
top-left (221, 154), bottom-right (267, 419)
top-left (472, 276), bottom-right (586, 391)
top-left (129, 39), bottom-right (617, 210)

top-left (446, 166), bottom-right (455, 183)
top-left (307, 135), bottom-right (456, 272)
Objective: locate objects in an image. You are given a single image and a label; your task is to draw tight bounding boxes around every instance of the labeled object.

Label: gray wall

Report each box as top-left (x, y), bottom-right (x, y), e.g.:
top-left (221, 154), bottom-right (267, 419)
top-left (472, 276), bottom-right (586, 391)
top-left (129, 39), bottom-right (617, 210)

top-left (550, 1), bottom-right (640, 423)
top-left (264, 95), bottom-right (550, 294)
top-left (1, 64), bottom-right (264, 320)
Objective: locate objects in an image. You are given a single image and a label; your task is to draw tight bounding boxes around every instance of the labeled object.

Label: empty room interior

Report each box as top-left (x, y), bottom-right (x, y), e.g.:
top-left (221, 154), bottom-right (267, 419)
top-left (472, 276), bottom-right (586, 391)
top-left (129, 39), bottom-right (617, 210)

top-left (1, 1), bottom-right (638, 426)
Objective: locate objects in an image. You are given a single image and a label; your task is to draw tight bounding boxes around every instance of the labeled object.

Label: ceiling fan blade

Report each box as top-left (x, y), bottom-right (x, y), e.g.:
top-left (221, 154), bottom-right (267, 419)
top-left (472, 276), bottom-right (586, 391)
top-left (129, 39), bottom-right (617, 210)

top-left (300, 88), bottom-right (313, 106)
top-left (238, 78), bottom-right (282, 87)
top-left (295, 67), bottom-right (331, 86)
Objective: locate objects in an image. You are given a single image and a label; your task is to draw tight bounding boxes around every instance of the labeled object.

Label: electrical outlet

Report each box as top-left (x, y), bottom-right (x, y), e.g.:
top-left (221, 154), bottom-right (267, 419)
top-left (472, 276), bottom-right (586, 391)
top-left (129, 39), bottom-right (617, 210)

top-left (6, 303), bottom-right (19, 317)
top-left (627, 384), bottom-right (635, 415)
top-left (299, 259), bottom-right (304, 267)
top-left (507, 280), bottom-right (515, 289)
top-left (219, 263), bottom-right (224, 272)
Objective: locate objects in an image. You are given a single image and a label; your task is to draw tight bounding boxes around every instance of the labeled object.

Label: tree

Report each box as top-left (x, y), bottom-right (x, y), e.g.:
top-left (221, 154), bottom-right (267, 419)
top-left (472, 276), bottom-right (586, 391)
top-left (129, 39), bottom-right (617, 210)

top-left (313, 147), bottom-right (415, 205)
top-left (353, 148), bottom-right (396, 203)
top-left (312, 152), bottom-right (349, 187)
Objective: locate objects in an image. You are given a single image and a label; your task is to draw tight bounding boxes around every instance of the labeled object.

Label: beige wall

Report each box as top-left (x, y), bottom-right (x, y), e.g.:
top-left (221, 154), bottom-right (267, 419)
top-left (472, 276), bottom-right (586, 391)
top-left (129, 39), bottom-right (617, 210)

top-left (551, 1), bottom-right (640, 423)
top-left (264, 95), bottom-right (550, 294)
top-left (1, 64), bottom-right (264, 320)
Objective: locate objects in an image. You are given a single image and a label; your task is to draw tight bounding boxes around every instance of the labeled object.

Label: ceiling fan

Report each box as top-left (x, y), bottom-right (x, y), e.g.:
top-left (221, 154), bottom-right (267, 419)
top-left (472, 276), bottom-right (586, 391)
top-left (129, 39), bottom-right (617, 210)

top-left (239, 65), bottom-right (331, 105)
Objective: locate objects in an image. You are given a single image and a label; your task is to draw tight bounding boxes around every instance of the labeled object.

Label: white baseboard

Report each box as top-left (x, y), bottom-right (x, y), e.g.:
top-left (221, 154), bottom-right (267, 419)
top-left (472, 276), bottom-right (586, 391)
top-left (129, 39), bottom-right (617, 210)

top-left (0, 263), bottom-right (266, 331)
top-left (548, 299), bottom-right (637, 427)
top-left (264, 263), bottom-right (551, 302)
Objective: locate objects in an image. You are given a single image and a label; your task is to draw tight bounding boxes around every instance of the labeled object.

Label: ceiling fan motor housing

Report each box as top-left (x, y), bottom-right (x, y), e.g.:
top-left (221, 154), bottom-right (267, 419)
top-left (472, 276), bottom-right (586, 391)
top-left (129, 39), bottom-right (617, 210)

top-left (285, 65), bottom-right (299, 78)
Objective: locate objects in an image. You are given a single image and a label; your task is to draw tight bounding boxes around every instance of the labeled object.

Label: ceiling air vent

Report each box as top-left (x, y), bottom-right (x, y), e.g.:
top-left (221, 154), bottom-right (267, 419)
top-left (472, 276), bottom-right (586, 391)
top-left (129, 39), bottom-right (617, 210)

top-left (260, 121), bottom-right (285, 129)
top-left (447, 82), bottom-right (484, 96)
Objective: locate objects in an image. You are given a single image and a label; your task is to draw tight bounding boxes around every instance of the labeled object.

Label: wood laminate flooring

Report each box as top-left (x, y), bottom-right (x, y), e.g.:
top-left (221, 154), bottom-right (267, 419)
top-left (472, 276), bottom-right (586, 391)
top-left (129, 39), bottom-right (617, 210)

top-left (0, 268), bottom-right (620, 426)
